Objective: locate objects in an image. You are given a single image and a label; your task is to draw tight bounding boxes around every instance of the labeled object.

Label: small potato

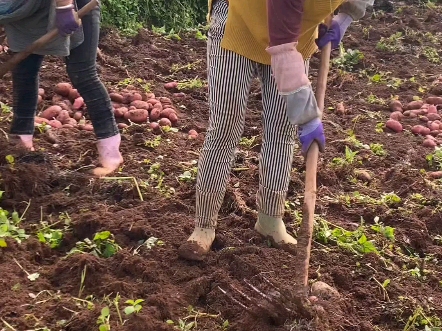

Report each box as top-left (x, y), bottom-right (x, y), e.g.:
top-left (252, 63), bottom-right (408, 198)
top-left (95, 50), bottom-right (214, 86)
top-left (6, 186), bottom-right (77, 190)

top-left (409, 111), bottom-right (418, 118)
top-left (150, 122), bottom-right (160, 132)
top-left (419, 116), bottom-right (429, 122)
top-left (428, 105), bottom-right (438, 114)
top-left (65, 118), bottom-right (78, 126)
top-left (148, 98), bottom-right (160, 106)
top-left (73, 97), bottom-right (84, 110)
top-left (41, 105), bottom-right (62, 120)
top-left (150, 107), bottom-right (161, 121)
top-left (173, 92), bottom-right (186, 98)
top-left (403, 110), bottom-right (411, 116)
top-left (110, 93), bottom-right (124, 103)
top-left (153, 102), bottom-right (163, 110)
top-left (188, 129), bottom-right (198, 139)
top-left (406, 100), bottom-right (424, 110)
top-left (56, 109), bottom-right (71, 124)
top-left (62, 124), bottom-right (74, 128)
top-left (429, 171), bottom-right (442, 179)
top-left (385, 119), bottom-right (402, 133)
top-left (48, 119), bottom-right (63, 128)
top-left (122, 92), bottom-right (133, 104)
top-left (429, 121), bottom-right (440, 131)
top-left (73, 111), bottom-right (83, 121)
top-left (128, 92), bottom-right (142, 103)
top-left (38, 88), bottom-right (45, 97)
top-left (417, 108), bottom-right (428, 115)
top-left (389, 99), bottom-right (403, 112)
top-left (428, 113), bottom-right (441, 121)
top-left (130, 100), bottom-right (150, 110)
top-left (144, 93), bottom-right (155, 100)
top-left (160, 107), bottom-right (175, 118)
top-left (35, 116), bottom-right (48, 124)
top-left (80, 124), bottom-right (94, 131)
top-left (159, 117), bottom-right (172, 127)
top-left (128, 109), bottom-right (148, 123)
top-left (430, 130), bottom-right (440, 136)
top-left (123, 111), bottom-right (131, 120)
top-left (54, 82), bottom-right (72, 97)
top-left (52, 94), bottom-right (64, 104)
top-left (38, 95), bottom-right (43, 105)
top-left (164, 81), bottom-right (178, 90)
top-left (114, 107), bottom-right (128, 118)
top-left (112, 102), bottom-right (122, 109)
top-left (58, 99), bottom-right (72, 111)
top-left (336, 102), bottom-right (345, 115)
top-left (390, 111), bottom-right (403, 121)
top-left (426, 96), bottom-right (442, 105)
top-left (411, 125), bottom-right (425, 135)
top-left (69, 88), bottom-right (80, 101)
top-left (117, 123), bottom-right (128, 129)
top-left (159, 96), bottom-right (172, 105)
top-left (423, 138), bottom-right (437, 147)
top-left (128, 106), bottom-right (136, 110)
top-left (169, 112), bottom-right (178, 124)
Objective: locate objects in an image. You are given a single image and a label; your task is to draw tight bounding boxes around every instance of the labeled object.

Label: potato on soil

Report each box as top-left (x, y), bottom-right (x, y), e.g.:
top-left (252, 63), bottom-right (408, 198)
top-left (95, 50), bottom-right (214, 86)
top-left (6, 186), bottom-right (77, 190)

top-left (419, 116), bottom-right (429, 122)
top-left (389, 99), bottom-right (403, 112)
top-left (150, 107), bottom-right (161, 121)
top-left (169, 112), bottom-right (178, 124)
top-left (159, 118), bottom-right (172, 127)
top-left (423, 139), bottom-right (437, 147)
top-left (411, 125), bottom-right (430, 136)
top-left (79, 124), bottom-right (94, 131)
top-left (153, 102), bottom-right (163, 110)
top-left (52, 94), bottom-right (64, 104)
top-left (428, 122), bottom-right (440, 131)
top-left (173, 92), bottom-right (186, 98)
top-left (41, 105), bottom-right (62, 119)
top-left (430, 130), bottom-right (440, 136)
top-left (48, 119), bottom-right (63, 128)
top-left (128, 109), bottom-right (148, 123)
top-left (390, 111), bottom-right (403, 121)
top-left (336, 102), bottom-right (345, 115)
top-left (123, 111), bottom-right (131, 120)
top-left (38, 88), bottom-right (45, 96)
top-left (428, 105), bottom-right (438, 114)
top-left (429, 171), bottom-right (442, 179)
top-left (62, 124), bottom-right (75, 129)
top-left (427, 113), bottom-right (441, 121)
top-left (35, 116), bottom-right (48, 124)
top-left (69, 88), bottom-right (80, 101)
top-left (117, 123), bottom-right (128, 129)
top-left (143, 92), bottom-right (155, 101)
top-left (159, 97), bottom-right (172, 105)
top-left (150, 122), bottom-right (160, 132)
top-left (72, 111), bottom-right (82, 121)
top-left (56, 110), bottom-right (71, 124)
top-left (385, 119), bottom-right (402, 132)
top-left (426, 96), bottom-right (442, 105)
top-left (114, 107), bottom-right (128, 118)
top-left (110, 93), bottom-right (124, 103)
top-left (406, 100), bottom-right (424, 110)
top-left (38, 95), bottom-right (43, 104)
top-left (164, 82), bottom-right (178, 90)
top-left (188, 129), bottom-right (198, 139)
top-left (72, 97), bottom-right (84, 110)
top-left (160, 107), bottom-right (175, 118)
top-left (130, 100), bottom-right (150, 110)
top-left (403, 110), bottom-right (411, 116)
top-left (148, 98), bottom-right (160, 106)
top-left (54, 82), bottom-right (72, 97)
top-left (112, 102), bottom-right (122, 109)
top-left (127, 93), bottom-right (142, 103)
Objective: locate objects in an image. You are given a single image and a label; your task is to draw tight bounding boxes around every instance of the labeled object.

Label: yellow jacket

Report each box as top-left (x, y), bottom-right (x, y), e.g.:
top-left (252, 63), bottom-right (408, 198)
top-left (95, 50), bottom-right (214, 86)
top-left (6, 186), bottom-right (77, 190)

top-left (207, 0), bottom-right (371, 65)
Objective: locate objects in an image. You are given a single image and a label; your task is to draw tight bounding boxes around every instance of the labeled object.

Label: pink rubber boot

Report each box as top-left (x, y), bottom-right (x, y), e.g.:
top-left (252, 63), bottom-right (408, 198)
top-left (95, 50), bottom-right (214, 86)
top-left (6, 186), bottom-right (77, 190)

top-left (92, 134), bottom-right (123, 177)
top-left (18, 134), bottom-right (35, 151)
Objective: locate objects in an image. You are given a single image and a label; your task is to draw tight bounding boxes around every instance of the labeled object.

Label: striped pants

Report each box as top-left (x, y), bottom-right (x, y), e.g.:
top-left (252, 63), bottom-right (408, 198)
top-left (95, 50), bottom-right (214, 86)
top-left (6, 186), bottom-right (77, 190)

top-left (195, 0), bottom-right (309, 229)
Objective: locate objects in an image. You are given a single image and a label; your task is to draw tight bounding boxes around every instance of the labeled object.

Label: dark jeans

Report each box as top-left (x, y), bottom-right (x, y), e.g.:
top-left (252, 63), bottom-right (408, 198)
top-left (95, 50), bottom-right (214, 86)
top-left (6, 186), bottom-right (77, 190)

top-left (11, 0), bottom-right (118, 139)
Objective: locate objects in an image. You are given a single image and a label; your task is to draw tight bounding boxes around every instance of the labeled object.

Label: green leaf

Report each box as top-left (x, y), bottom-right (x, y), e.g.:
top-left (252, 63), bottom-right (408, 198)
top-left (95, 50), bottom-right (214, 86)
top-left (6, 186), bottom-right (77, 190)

top-left (94, 231), bottom-right (111, 241)
top-left (101, 306), bottom-right (110, 317)
top-left (133, 299), bottom-right (144, 305)
top-left (166, 320), bottom-right (175, 325)
top-left (382, 279), bottom-right (390, 288)
top-left (124, 306), bottom-right (135, 315)
top-left (0, 238), bottom-right (7, 247)
top-left (99, 324), bottom-right (109, 331)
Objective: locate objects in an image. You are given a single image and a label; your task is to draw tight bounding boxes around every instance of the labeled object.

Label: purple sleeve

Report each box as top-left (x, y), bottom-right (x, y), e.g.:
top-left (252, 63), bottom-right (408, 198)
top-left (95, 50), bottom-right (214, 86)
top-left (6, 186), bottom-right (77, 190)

top-left (267, 0), bottom-right (306, 47)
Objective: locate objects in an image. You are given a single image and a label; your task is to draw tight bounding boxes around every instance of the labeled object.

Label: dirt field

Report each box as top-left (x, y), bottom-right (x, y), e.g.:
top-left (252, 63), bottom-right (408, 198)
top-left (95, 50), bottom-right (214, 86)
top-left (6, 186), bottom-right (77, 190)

top-left (1, 2), bottom-right (442, 331)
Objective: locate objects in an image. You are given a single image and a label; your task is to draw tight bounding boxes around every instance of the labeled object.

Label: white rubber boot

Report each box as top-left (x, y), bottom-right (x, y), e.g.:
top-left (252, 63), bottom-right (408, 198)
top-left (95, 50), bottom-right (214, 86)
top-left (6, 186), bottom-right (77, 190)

top-left (255, 212), bottom-right (297, 247)
top-left (178, 227), bottom-right (215, 261)
top-left (92, 133), bottom-right (123, 177)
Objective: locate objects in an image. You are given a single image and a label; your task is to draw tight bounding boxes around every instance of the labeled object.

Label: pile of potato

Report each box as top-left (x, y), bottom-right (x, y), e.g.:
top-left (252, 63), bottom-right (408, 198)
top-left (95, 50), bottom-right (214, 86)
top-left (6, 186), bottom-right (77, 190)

top-left (34, 82), bottom-right (179, 132)
top-left (386, 96), bottom-right (442, 147)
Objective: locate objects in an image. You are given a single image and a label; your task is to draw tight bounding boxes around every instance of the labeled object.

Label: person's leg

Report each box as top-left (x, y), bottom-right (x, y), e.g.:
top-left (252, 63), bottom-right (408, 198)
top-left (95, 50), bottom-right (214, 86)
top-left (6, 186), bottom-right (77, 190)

top-left (65, 0), bottom-right (121, 176)
top-left (253, 60), bottom-right (311, 252)
top-left (178, 0), bottom-right (256, 261)
top-left (10, 53), bottom-right (45, 150)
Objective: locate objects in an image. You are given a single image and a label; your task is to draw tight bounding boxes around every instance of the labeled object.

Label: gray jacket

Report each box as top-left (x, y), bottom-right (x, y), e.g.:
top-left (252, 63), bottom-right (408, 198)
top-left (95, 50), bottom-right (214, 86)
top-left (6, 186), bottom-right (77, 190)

top-left (1, 0), bottom-right (84, 56)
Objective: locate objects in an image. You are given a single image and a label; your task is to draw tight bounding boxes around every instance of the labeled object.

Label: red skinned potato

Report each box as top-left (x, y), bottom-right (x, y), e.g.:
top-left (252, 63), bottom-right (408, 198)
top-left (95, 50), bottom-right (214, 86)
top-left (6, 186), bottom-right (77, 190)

top-left (164, 82), bottom-right (178, 90)
top-left (41, 105), bottom-right (62, 120)
top-left (173, 92), bottom-right (186, 98)
top-left (143, 93), bottom-right (155, 101)
top-left (188, 129), bottom-right (198, 139)
top-left (73, 111), bottom-right (83, 121)
top-left (430, 130), bottom-right (440, 136)
top-left (130, 100), bottom-right (150, 110)
top-left (426, 96), bottom-right (442, 105)
top-left (52, 94), bottom-right (64, 104)
top-left (159, 97), bottom-right (172, 105)
top-left (127, 109), bottom-right (148, 123)
top-left (159, 117), bottom-right (172, 127)
top-left (117, 123), bottom-right (128, 129)
top-left (148, 98), bottom-right (160, 106)
top-left (428, 122), bottom-right (440, 131)
top-left (128, 93), bottom-right (142, 103)
top-left (411, 125), bottom-right (426, 135)
top-left (123, 111), bottom-right (131, 120)
top-left (389, 99), bottom-right (403, 112)
top-left (160, 107), bottom-right (175, 118)
top-left (65, 118), bottom-right (78, 126)
top-left (35, 116), bottom-right (48, 124)
top-left (169, 112), bottom-right (178, 124)
top-left (62, 124), bottom-right (74, 129)
top-left (428, 105), bottom-right (438, 114)
top-left (54, 82), bottom-right (72, 97)
top-left (69, 88), bottom-right (80, 101)
top-left (48, 119), bottom-right (63, 128)
top-left (38, 95), bottom-right (43, 105)
top-left (114, 107), bottom-right (128, 118)
top-left (390, 111), bottom-right (403, 121)
top-left (56, 110), bottom-right (71, 124)
top-left (385, 119), bottom-right (402, 132)
top-left (110, 93), bottom-right (124, 103)
top-left (73, 97), bottom-right (84, 110)
top-left (150, 107), bottom-right (161, 121)
top-left (80, 124), bottom-right (94, 131)
top-left (429, 171), bottom-right (442, 179)
top-left (406, 100), bottom-right (424, 110)
top-left (419, 116), bottom-right (429, 122)
top-left (150, 122), bottom-right (160, 132)
top-left (403, 110), bottom-right (411, 116)
top-left (423, 138), bottom-right (437, 147)
top-left (38, 88), bottom-right (45, 97)
top-left (112, 102), bottom-right (122, 109)
top-left (427, 113), bottom-right (441, 121)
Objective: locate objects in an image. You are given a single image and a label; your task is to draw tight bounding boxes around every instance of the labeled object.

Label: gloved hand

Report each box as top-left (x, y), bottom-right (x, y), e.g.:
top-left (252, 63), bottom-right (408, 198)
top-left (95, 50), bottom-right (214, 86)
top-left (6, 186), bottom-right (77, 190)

top-left (315, 12), bottom-right (354, 50)
top-left (298, 118), bottom-right (325, 156)
top-left (55, 4), bottom-right (80, 35)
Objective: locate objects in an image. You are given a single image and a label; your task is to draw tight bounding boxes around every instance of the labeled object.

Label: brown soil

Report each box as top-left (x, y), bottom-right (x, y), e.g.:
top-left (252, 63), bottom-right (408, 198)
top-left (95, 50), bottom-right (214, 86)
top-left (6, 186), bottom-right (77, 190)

top-left (1, 3), bottom-right (442, 331)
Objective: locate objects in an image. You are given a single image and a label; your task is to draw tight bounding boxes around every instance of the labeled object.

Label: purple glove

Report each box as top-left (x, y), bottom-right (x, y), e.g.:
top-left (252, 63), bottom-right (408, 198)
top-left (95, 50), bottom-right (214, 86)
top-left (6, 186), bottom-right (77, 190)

top-left (55, 4), bottom-right (80, 35)
top-left (315, 12), bottom-right (353, 50)
top-left (298, 118), bottom-right (325, 156)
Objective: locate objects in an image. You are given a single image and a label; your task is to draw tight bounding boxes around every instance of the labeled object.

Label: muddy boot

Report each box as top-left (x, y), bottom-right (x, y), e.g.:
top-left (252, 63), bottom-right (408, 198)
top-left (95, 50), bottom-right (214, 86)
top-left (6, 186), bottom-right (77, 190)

top-left (255, 212), bottom-right (297, 254)
top-left (92, 133), bottom-right (123, 177)
top-left (17, 134), bottom-right (35, 151)
top-left (177, 227), bottom-right (215, 261)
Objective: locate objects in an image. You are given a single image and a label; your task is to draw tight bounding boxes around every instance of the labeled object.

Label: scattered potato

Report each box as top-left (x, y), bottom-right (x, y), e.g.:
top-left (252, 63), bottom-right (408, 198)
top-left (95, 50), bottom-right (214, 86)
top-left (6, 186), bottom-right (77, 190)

top-left (128, 92), bottom-right (142, 103)
top-left (114, 107), bottom-right (128, 118)
top-left (164, 82), bottom-right (178, 90)
top-left (73, 111), bottom-right (83, 121)
top-left (159, 97), bottom-right (172, 105)
top-left (426, 96), bottom-right (442, 105)
top-left (336, 102), bottom-right (345, 115)
top-left (110, 93), bottom-right (124, 103)
top-left (69, 88), bottom-right (80, 101)
top-left (423, 138), bottom-right (437, 147)
top-left (79, 124), bottom-right (94, 131)
top-left (117, 123), bottom-right (128, 129)
top-left (127, 109), bottom-right (148, 123)
top-left (150, 122), bottom-right (160, 132)
top-left (54, 82), bottom-right (72, 97)
top-left (389, 111), bottom-right (403, 121)
top-left (429, 171), bottom-right (442, 179)
top-left (385, 119), bottom-right (402, 132)
top-left (428, 122), bottom-right (440, 131)
top-left (428, 105), bottom-right (438, 114)
top-left (130, 100), bottom-right (150, 110)
top-left (389, 99), bottom-right (403, 112)
top-left (38, 88), bottom-right (45, 97)
top-left (427, 113), bottom-right (441, 121)
top-left (73, 97), bottom-right (84, 110)
top-left (65, 118), bottom-right (78, 126)
top-left (160, 107), bottom-right (174, 118)
top-left (148, 98), bottom-right (160, 106)
top-left (159, 118), bottom-right (172, 127)
top-left (406, 100), bottom-right (424, 110)
top-left (188, 129), bottom-right (198, 139)
top-left (150, 108), bottom-right (161, 121)
top-left (173, 92), bottom-right (186, 98)
top-left (48, 119), bottom-right (62, 128)
top-left (41, 105), bottom-right (62, 119)
top-left (56, 109), bottom-right (71, 124)
top-left (169, 112), bottom-right (178, 124)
